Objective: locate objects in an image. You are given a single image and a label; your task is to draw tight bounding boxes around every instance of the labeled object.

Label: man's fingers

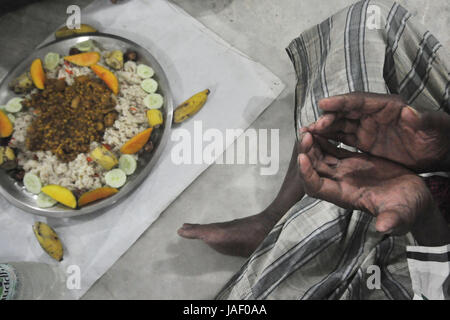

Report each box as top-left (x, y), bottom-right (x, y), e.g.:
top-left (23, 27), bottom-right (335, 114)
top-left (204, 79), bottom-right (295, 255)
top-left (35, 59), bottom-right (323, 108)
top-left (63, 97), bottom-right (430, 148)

top-left (298, 153), bottom-right (344, 204)
top-left (375, 211), bottom-right (407, 235)
top-left (399, 106), bottom-right (422, 130)
top-left (298, 153), bottom-right (323, 194)
top-left (308, 113), bottom-right (337, 132)
top-left (318, 92), bottom-right (405, 116)
top-left (298, 131), bottom-right (314, 154)
top-left (310, 115), bottom-right (359, 135)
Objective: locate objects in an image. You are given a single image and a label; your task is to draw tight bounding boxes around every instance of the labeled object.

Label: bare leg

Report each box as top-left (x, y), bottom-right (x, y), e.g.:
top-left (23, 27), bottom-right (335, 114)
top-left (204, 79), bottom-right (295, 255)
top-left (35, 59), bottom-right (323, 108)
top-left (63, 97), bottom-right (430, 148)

top-left (177, 142), bottom-right (305, 257)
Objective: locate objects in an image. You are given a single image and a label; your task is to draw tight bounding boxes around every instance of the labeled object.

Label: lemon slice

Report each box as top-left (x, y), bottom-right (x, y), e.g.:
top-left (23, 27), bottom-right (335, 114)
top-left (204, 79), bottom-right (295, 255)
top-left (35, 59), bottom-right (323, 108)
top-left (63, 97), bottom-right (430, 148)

top-left (137, 64), bottom-right (154, 78)
top-left (44, 52), bottom-right (60, 70)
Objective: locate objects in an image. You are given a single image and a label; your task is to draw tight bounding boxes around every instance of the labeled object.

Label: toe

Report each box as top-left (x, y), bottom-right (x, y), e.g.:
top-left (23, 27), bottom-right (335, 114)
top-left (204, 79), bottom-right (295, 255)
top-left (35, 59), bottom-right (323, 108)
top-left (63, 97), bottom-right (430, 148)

top-left (177, 223), bottom-right (206, 239)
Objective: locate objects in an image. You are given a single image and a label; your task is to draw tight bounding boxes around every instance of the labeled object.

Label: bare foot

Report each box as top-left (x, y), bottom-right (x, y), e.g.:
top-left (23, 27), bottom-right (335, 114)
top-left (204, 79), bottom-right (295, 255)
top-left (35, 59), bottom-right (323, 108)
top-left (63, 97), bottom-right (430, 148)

top-left (177, 212), bottom-right (278, 257)
top-left (178, 143), bottom-right (305, 257)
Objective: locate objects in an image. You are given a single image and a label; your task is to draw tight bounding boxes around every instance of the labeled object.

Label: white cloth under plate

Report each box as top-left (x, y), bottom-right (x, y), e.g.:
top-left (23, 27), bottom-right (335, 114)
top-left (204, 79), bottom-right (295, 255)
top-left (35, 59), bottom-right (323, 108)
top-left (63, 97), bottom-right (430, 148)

top-left (0, 0), bottom-right (284, 299)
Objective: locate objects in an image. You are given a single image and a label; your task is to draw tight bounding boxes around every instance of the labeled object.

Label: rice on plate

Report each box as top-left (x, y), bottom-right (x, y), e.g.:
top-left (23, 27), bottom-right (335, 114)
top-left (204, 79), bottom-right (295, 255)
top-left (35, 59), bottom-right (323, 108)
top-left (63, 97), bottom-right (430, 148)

top-left (1, 40), bottom-right (165, 209)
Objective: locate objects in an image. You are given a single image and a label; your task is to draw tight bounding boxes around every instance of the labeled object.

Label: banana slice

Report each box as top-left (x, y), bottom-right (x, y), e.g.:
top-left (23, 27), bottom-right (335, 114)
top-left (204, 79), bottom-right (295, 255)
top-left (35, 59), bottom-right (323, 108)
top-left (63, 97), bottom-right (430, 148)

top-left (147, 109), bottom-right (163, 127)
top-left (32, 222), bottom-right (64, 262)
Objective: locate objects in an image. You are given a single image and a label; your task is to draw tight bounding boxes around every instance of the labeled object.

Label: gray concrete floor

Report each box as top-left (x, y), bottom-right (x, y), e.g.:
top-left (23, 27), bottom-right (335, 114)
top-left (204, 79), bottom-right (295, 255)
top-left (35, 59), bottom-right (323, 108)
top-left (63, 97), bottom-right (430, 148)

top-left (0, 0), bottom-right (448, 299)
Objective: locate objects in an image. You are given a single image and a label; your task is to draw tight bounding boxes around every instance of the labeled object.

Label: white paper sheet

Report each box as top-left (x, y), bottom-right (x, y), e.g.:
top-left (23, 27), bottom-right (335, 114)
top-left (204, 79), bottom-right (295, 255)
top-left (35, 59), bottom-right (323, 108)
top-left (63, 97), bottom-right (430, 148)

top-left (0, 0), bottom-right (284, 299)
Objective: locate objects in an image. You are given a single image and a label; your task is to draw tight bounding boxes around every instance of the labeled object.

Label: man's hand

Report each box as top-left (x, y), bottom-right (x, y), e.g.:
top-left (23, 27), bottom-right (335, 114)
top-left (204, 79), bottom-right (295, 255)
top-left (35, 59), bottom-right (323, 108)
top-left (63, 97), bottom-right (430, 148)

top-left (298, 132), bottom-right (434, 234)
top-left (305, 92), bottom-right (450, 173)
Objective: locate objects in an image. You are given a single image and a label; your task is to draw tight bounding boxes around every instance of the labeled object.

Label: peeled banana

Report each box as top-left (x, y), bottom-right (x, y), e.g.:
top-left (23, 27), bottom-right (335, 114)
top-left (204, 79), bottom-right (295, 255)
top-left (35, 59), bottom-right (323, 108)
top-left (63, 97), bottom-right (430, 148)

top-left (173, 89), bottom-right (210, 123)
top-left (105, 50), bottom-right (124, 70)
top-left (0, 146), bottom-right (16, 170)
top-left (32, 222), bottom-right (64, 262)
top-left (55, 24), bottom-right (97, 39)
top-left (90, 145), bottom-right (118, 170)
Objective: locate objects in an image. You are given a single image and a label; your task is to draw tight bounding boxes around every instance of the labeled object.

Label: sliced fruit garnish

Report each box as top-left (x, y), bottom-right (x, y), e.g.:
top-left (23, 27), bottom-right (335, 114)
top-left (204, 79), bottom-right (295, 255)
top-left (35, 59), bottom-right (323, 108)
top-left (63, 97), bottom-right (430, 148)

top-left (90, 64), bottom-right (119, 95)
top-left (41, 185), bottom-right (77, 209)
top-left (23, 172), bottom-right (42, 194)
top-left (143, 93), bottom-right (163, 109)
top-left (119, 155), bottom-right (137, 175)
top-left (141, 78), bottom-right (158, 93)
top-left (30, 58), bottom-right (46, 90)
top-left (137, 64), bottom-right (154, 78)
top-left (78, 187), bottom-right (119, 207)
top-left (44, 52), bottom-right (60, 70)
top-left (5, 97), bottom-right (23, 113)
top-left (64, 51), bottom-right (100, 67)
top-left (37, 192), bottom-right (58, 208)
top-left (0, 110), bottom-right (13, 138)
top-left (147, 109), bottom-right (163, 127)
top-left (120, 128), bottom-right (153, 154)
top-left (105, 169), bottom-right (127, 188)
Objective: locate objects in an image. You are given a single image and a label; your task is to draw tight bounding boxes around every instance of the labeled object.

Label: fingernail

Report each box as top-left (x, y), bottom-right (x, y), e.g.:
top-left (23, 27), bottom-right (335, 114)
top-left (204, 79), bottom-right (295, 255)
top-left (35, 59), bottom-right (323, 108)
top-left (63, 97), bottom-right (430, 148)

top-left (406, 106), bottom-right (420, 117)
top-left (299, 131), bottom-right (306, 142)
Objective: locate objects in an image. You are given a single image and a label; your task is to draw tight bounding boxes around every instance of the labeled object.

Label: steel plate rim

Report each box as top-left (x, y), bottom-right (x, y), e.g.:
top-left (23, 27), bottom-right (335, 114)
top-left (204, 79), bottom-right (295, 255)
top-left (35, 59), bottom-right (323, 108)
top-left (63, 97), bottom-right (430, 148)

top-left (0, 33), bottom-right (173, 218)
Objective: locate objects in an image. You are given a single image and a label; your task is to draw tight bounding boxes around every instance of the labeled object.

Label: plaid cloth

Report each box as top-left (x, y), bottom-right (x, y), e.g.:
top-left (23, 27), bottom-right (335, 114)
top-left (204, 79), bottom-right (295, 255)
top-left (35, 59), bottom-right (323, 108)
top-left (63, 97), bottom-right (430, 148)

top-left (217, 0), bottom-right (450, 300)
top-left (424, 176), bottom-right (450, 224)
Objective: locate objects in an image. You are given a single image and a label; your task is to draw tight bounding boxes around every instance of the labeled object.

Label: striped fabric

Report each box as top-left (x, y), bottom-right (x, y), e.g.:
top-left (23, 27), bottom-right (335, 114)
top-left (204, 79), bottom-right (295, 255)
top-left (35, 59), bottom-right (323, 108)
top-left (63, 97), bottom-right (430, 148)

top-left (217, 0), bottom-right (449, 300)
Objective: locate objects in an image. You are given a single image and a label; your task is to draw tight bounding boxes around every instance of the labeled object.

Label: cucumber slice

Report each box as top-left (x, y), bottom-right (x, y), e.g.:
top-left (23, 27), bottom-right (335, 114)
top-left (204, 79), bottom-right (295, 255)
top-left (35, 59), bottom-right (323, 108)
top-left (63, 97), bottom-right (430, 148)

top-left (5, 97), bottom-right (23, 113)
top-left (140, 78), bottom-right (158, 93)
top-left (143, 93), bottom-right (164, 109)
top-left (7, 113), bottom-right (15, 124)
top-left (44, 52), bottom-right (60, 70)
top-left (75, 40), bottom-right (94, 52)
top-left (36, 192), bottom-right (57, 208)
top-left (105, 168), bottom-right (127, 188)
top-left (137, 64), bottom-right (154, 78)
top-left (119, 155), bottom-right (137, 175)
top-left (24, 172), bottom-right (42, 194)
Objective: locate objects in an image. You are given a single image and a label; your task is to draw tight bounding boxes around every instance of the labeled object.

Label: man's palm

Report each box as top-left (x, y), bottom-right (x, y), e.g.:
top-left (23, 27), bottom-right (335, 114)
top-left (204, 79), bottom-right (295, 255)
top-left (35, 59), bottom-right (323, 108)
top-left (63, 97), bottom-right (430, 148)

top-left (306, 92), bottom-right (450, 172)
top-left (298, 132), bottom-right (433, 234)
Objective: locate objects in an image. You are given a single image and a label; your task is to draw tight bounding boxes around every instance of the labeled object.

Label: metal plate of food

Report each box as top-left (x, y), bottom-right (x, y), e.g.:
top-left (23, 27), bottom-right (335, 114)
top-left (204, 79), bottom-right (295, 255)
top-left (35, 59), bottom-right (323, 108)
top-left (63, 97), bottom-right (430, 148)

top-left (0, 33), bottom-right (173, 218)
